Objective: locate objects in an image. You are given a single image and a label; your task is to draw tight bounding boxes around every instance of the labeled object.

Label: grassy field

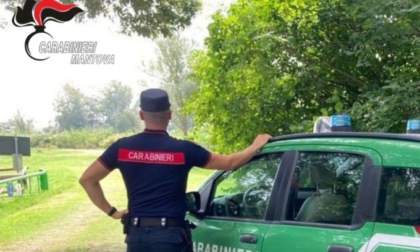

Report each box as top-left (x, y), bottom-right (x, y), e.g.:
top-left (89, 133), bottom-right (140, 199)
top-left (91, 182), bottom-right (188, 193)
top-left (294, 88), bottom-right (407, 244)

top-left (0, 148), bottom-right (213, 252)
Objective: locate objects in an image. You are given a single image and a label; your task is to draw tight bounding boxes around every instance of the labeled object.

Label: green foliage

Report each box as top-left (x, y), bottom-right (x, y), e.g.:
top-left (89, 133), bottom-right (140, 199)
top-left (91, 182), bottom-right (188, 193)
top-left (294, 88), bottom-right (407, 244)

top-left (99, 81), bottom-right (132, 120)
top-left (113, 110), bottom-right (142, 133)
top-left (28, 128), bottom-right (131, 149)
top-left (351, 82), bottom-right (420, 132)
top-left (3, 0), bottom-right (201, 38)
top-left (186, 123), bottom-right (217, 150)
top-left (99, 81), bottom-right (140, 132)
top-left (348, 0), bottom-right (420, 132)
top-left (7, 110), bottom-right (35, 135)
top-left (54, 84), bottom-right (93, 131)
top-left (149, 35), bottom-right (198, 138)
top-left (111, 0), bottom-right (202, 37)
top-left (30, 131), bottom-right (58, 148)
top-left (55, 128), bottom-right (120, 149)
top-left (186, 0), bottom-right (419, 151)
top-left (0, 111), bottom-right (36, 135)
top-left (53, 82), bottom-right (140, 133)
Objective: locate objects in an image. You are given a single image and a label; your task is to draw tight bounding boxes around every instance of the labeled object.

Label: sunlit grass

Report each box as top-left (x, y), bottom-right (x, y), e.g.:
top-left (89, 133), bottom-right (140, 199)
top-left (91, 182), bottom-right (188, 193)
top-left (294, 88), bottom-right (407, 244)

top-left (0, 149), bottom-right (100, 246)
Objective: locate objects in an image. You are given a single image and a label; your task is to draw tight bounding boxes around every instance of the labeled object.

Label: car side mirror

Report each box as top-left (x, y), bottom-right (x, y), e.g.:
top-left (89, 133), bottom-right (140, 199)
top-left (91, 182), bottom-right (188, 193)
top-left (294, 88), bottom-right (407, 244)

top-left (186, 191), bottom-right (201, 215)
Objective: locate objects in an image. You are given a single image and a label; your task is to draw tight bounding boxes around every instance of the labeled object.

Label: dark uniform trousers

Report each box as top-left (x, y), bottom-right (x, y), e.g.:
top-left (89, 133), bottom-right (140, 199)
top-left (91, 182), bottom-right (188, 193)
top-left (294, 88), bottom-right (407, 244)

top-left (125, 226), bottom-right (191, 252)
top-left (123, 216), bottom-right (193, 252)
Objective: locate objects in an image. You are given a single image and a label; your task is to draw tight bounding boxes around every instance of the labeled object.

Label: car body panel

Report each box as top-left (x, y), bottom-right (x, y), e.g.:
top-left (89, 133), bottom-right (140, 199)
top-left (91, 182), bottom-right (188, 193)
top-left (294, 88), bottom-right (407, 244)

top-left (190, 217), bottom-right (270, 252)
top-left (360, 224), bottom-right (420, 251)
top-left (263, 222), bottom-right (375, 252)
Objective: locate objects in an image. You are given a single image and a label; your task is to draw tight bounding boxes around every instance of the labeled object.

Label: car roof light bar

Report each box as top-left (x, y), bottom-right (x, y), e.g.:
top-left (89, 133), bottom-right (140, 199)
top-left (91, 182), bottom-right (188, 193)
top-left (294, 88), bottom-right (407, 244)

top-left (406, 119), bottom-right (420, 134)
top-left (330, 114), bottom-right (351, 132)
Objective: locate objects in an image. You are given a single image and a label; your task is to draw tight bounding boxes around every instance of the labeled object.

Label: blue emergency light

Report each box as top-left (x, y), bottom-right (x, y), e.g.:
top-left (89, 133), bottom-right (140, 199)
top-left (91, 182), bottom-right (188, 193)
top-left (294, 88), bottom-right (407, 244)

top-left (330, 114), bottom-right (351, 132)
top-left (406, 119), bottom-right (420, 134)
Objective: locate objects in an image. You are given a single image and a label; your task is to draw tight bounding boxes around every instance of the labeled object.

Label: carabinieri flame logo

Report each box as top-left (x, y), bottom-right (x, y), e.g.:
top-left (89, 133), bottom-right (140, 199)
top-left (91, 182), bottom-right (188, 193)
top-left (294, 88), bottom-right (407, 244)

top-left (12, 0), bottom-right (83, 61)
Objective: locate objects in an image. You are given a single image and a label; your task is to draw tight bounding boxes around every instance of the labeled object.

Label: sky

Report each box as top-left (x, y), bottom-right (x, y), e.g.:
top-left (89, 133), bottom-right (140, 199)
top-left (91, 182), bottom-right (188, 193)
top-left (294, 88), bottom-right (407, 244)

top-left (0, 0), bottom-right (234, 129)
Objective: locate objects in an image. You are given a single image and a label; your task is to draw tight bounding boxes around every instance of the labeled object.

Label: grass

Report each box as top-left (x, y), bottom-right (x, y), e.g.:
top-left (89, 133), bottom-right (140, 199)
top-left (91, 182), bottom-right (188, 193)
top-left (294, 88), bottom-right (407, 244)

top-left (0, 148), bottom-right (213, 251)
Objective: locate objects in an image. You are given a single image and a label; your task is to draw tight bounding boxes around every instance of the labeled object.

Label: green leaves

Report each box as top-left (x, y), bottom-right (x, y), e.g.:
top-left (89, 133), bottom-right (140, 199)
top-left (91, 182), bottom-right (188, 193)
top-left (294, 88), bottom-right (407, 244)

top-left (111, 0), bottom-right (201, 37)
top-left (2, 0), bottom-right (201, 37)
top-left (53, 82), bottom-right (140, 132)
top-left (149, 35), bottom-right (198, 138)
top-left (186, 0), bottom-right (419, 151)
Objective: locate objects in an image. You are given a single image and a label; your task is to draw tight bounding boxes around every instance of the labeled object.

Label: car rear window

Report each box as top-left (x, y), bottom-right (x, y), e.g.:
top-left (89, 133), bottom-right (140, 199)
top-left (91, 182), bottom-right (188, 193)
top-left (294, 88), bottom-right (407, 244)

top-left (376, 167), bottom-right (420, 225)
top-left (287, 152), bottom-right (365, 225)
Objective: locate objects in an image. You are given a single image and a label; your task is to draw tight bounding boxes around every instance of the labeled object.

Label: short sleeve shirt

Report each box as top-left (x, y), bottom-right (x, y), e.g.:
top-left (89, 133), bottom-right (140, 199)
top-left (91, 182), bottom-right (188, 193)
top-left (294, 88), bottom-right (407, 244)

top-left (99, 129), bottom-right (211, 218)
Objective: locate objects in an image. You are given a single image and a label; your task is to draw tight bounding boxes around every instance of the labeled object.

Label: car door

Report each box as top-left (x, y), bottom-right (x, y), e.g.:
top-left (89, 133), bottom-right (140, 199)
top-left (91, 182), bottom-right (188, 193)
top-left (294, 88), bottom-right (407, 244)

top-left (188, 152), bottom-right (283, 252)
top-left (263, 146), bottom-right (382, 252)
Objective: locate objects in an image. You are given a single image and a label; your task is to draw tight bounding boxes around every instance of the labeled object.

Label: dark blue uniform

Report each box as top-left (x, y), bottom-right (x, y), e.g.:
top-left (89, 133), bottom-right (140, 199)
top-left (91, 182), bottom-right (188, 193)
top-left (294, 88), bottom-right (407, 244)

top-left (99, 128), bottom-right (211, 251)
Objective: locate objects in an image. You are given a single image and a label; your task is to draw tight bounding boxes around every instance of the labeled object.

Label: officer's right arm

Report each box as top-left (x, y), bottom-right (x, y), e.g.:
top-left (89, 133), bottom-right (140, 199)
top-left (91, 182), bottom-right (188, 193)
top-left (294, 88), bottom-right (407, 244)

top-left (204, 134), bottom-right (271, 171)
top-left (79, 160), bottom-right (127, 219)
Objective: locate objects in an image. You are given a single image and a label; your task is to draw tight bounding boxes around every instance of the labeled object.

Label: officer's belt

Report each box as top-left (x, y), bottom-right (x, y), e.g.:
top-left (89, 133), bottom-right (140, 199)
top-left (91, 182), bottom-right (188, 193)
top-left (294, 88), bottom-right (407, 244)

top-left (129, 217), bottom-right (185, 228)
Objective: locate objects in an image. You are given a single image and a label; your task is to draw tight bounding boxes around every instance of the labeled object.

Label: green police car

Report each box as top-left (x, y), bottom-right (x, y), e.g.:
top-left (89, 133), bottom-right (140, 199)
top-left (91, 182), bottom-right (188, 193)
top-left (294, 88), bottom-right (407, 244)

top-left (186, 116), bottom-right (420, 252)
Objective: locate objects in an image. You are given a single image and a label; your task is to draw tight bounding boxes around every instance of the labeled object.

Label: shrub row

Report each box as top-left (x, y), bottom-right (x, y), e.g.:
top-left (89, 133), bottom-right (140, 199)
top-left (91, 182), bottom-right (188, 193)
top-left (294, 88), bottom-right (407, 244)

top-left (30, 128), bottom-right (131, 149)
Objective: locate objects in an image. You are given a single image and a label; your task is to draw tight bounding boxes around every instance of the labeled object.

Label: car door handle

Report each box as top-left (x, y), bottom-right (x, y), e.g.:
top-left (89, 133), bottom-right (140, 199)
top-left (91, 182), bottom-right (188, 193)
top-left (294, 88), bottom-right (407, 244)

top-left (239, 234), bottom-right (258, 244)
top-left (327, 244), bottom-right (353, 252)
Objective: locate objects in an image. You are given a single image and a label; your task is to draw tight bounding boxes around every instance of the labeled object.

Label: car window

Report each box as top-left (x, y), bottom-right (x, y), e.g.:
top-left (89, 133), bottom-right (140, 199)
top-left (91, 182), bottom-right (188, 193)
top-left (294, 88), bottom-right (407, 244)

top-left (208, 153), bottom-right (282, 219)
top-left (376, 167), bottom-right (420, 225)
top-left (287, 152), bottom-right (365, 225)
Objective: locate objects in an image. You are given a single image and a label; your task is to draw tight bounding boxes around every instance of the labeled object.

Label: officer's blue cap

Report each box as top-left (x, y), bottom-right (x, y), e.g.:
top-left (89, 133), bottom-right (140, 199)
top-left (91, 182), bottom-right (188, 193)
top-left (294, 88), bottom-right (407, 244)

top-left (140, 88), bottom-right (171, 112)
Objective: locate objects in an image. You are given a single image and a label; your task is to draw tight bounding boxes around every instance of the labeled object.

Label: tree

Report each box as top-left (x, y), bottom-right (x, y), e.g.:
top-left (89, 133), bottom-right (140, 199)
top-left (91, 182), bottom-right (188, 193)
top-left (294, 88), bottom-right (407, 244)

top-left (54, 83), bottom-right (92, 131)
top-left (346, 0), bottom-right (420, 132)
top-left (149, 34), bottom-right (198, 138)
top-left (186, 0), bottom-right (419, 152)
top-left (53, 82), bottom-right (140, 132)
top-left (3, 0), bottom-right (201, 37)
top-left (98, 81), bottom-right (140, 132)
top-left (0, 122), bottom-right (11, 133)
top-left (7, 110), bottom-right (35, 134)
top-left (113, 110), bottom-right (141, 133)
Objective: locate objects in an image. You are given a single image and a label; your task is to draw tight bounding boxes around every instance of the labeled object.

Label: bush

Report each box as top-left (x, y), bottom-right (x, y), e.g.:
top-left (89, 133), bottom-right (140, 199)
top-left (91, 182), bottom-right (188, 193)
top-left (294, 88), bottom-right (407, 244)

top-left (29, 128), bottom-right (132, 149)
top-left (55, 128), bottom-right (115, 148)
top-left (31, 132), bottom-right (57, 148)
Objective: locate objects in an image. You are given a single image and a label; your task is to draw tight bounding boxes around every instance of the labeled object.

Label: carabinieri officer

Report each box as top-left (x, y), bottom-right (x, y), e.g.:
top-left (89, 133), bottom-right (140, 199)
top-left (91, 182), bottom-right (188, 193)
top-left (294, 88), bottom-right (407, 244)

top-left (79, 88), bottom-right (271, 252)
